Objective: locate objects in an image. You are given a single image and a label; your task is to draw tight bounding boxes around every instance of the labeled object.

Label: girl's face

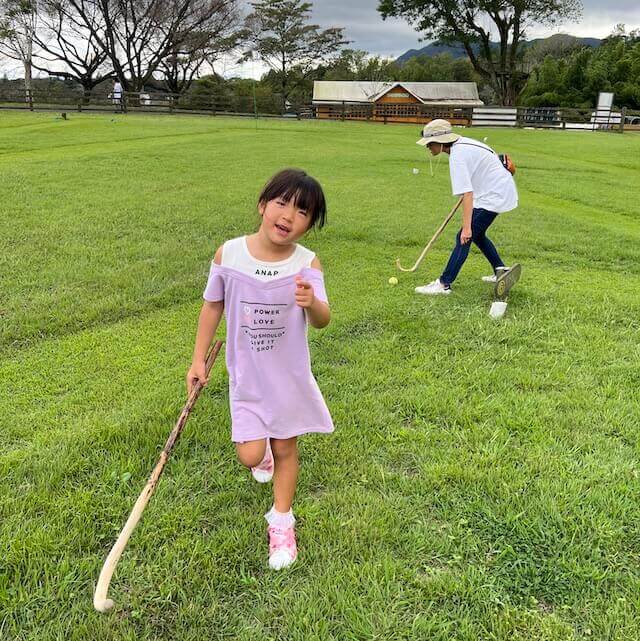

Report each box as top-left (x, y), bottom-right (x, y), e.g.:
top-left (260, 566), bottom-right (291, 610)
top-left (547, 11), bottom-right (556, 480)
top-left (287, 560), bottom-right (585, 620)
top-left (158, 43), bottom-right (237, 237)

top-left (258, 196), bottom-right (312, 245)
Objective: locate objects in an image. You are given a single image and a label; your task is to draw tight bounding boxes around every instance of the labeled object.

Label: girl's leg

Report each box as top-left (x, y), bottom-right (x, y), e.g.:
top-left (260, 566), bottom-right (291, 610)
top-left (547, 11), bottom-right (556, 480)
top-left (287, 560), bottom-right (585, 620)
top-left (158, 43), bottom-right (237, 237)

top-left (235, 438), bottom-right (267, 469)
top-left (266, 437), bottom-right (299, 570)
top-left (271, 437), bottom-right (299, 513)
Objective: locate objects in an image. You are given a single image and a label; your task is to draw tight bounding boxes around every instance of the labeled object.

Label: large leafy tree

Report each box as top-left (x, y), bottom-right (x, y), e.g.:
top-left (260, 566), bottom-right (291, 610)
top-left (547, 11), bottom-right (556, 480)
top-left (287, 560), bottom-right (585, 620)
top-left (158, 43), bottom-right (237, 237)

top-left (242, 0), bottom-right (349, 111)
top-left (378, 0), bottom-right (582, 105)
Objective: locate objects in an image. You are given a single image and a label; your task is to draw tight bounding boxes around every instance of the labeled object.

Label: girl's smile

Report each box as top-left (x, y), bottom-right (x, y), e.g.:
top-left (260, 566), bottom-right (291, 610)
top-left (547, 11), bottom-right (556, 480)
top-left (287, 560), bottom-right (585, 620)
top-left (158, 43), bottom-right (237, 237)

top-left (260, 198), bottom-right (311, 245)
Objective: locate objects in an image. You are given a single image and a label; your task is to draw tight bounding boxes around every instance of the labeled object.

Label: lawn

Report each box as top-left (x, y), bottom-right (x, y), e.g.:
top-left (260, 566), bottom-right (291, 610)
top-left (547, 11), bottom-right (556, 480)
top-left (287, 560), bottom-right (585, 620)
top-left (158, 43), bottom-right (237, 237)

top-left (1, 111), bottom-right (639, 640)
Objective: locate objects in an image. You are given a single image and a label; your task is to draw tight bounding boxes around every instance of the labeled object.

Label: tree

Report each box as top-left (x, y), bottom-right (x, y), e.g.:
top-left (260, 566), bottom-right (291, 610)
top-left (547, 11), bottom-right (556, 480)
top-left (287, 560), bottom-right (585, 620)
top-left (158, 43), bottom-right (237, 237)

top-left (158, 0), bottom-right (241, 94)
top-left (66, 0), bottom-right (240, 93)
top-left (378, 0), bottom-right (582, 105)
top-left (242, 0), bottom-right (349, 111)
top-left (518, 27), bottom-right (640, 110)
top-left (397, 52), bottom-right (478, 83)
top-left (0, 0), bottom-right (38, 95)
top-left (30, 0), bottom-right (112, 94)
top-left (319, 49), bottom-right (398, 82)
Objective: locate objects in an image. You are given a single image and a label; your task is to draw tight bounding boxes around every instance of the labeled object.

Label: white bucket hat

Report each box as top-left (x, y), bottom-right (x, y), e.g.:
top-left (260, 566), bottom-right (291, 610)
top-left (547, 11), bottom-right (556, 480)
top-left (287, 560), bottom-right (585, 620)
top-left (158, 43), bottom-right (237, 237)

top-left (416, 119), bottom-right (460, 146)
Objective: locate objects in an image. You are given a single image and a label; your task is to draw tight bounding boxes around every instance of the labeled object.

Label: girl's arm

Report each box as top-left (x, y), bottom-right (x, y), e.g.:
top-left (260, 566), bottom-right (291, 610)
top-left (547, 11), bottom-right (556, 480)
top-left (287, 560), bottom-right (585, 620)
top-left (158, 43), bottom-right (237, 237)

top-left (187, 247), bottom-right (224, 393)
top-left (295, 256), bottom-right (331, 329)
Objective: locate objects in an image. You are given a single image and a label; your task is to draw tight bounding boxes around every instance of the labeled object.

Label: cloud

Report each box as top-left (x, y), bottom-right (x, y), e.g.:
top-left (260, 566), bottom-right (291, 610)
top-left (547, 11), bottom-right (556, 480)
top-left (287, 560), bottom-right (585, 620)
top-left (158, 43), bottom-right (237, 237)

top-left (240, 1), bottom-right (421, 57)
top-left (241, 1), bottom-right (640, 57)
top-left (234, 0), bottom-right (640, 77)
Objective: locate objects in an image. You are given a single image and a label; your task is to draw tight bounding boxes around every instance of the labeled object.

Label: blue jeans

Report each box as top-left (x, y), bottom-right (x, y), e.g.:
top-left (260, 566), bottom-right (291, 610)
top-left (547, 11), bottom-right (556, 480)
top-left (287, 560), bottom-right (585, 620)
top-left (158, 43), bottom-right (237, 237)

top-left (440, 208), bottom-right (504, 286)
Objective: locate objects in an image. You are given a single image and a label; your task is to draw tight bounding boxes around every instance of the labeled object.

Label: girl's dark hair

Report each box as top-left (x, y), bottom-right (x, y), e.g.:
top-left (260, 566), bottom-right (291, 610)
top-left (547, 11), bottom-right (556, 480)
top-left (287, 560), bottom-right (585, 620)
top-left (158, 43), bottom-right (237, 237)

top-left (258, 168), bottom-right (327, 229)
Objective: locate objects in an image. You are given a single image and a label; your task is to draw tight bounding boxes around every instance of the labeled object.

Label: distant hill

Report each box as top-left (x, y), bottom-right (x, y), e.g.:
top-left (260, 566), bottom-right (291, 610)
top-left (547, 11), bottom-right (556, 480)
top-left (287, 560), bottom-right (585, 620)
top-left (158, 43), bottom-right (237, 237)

top-left (396, 35), bottom-right (601, 65)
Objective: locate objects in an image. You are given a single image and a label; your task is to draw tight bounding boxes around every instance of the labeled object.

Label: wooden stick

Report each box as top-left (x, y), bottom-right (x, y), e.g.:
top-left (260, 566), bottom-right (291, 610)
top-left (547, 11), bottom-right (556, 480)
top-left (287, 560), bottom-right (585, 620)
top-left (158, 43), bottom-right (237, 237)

top-left (93, 340), bottom-right (224, 613)
top-left (395, 197), bottom-right (463, 273)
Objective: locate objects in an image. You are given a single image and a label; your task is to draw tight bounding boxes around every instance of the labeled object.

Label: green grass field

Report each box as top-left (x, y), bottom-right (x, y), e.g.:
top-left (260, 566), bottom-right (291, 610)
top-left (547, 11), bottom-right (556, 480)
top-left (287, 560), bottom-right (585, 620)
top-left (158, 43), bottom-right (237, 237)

top-left (1, 111), bottom-right (639, 640)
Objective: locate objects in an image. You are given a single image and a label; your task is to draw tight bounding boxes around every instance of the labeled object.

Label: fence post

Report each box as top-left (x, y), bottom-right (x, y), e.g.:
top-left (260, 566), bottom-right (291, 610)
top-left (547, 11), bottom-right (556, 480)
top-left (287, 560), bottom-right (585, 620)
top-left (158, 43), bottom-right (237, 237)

top-left (619, 107), bottom-right (626, 133)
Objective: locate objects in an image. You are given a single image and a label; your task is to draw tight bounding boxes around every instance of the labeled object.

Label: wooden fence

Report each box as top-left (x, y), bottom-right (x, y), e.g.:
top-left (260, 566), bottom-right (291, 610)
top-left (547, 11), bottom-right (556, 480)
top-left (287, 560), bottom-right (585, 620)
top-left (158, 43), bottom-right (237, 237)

top-left (1, 88), bottom-right (639, 132)
top-left (0, 88), bottom-right (301, 118)
top-left (314, 102), bottom-right (640, 132)
top-left (471, 105), bottom-right (640, 132)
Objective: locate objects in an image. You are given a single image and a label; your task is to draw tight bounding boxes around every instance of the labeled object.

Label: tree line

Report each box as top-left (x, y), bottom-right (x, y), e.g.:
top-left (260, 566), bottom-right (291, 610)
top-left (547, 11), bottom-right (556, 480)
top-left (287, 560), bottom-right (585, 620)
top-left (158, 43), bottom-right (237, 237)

top-left (520, 27), bottom-right (640, 109)
top-left (1, 0), bottom-right (638, 112)
top-left (0, 0), bottom-right (347, 111)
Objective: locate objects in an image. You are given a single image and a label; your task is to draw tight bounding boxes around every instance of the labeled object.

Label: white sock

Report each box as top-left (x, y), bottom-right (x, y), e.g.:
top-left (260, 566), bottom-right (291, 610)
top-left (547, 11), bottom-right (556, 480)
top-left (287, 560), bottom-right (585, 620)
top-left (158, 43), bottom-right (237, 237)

top-left (265, 506), bottom-right (295, 529)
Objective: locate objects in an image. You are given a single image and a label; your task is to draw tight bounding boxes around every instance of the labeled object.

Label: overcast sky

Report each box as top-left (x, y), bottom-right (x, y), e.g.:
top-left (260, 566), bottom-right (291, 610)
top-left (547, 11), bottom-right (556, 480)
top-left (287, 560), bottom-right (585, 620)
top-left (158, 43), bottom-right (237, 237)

top-left (4, 1), bottom-right (639, 79)
top-left (307, 0), bottom-right (640, 56)
top-left (226, 0), bottom-right (640, 77)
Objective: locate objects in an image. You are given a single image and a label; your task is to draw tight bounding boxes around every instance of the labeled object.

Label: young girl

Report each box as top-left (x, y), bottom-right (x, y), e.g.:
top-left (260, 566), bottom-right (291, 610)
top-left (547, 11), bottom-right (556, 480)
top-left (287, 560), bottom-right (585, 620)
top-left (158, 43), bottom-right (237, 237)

top-left (186, 168), bottom-right (333, 570)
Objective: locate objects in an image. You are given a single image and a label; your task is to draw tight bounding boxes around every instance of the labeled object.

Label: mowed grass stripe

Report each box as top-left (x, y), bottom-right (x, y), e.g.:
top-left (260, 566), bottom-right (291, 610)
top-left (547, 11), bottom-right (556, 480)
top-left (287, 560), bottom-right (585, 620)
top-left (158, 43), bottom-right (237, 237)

top-left (1, 112), bottom-right (640, 639)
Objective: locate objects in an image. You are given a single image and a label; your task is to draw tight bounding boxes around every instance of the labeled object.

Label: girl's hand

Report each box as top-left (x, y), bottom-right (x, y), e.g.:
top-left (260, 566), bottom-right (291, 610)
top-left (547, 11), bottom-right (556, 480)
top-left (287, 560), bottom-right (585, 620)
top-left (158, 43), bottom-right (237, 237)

top-left (186, 361), bottom-right (208, 395)
top-left (460, 226), bottom-right (472, 244)
top-left (295, 277), bottom-right (315, 308)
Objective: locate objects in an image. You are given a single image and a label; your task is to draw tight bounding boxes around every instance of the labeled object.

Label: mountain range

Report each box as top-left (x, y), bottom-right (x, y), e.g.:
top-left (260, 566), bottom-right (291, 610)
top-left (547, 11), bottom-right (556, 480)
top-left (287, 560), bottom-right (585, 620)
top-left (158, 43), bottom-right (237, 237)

top-left (396, 35), bottom-right (601, 65)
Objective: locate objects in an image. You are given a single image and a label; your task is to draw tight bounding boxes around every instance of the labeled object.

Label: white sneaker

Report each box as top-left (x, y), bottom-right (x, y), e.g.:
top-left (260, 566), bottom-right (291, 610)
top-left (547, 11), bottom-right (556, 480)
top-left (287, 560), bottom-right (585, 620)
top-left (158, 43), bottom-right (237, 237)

top-left (482, 267), bottom-right (510, 283)
top-left (251, 440), bottom-right (273, 483)
top-left (415, 279), bottom-right (451, 295)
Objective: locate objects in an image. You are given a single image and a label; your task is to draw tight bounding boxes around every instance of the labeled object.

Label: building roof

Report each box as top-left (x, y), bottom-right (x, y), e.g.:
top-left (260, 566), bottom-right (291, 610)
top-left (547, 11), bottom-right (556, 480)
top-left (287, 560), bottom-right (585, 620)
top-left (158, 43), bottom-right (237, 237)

top-left (312, 81), bottom-right (483, 106)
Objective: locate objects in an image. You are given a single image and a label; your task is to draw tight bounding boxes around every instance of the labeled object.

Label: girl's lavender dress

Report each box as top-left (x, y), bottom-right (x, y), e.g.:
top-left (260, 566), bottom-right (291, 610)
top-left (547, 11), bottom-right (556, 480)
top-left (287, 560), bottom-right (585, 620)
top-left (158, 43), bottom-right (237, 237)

top-left (203, 264), bottom-right (334, 443)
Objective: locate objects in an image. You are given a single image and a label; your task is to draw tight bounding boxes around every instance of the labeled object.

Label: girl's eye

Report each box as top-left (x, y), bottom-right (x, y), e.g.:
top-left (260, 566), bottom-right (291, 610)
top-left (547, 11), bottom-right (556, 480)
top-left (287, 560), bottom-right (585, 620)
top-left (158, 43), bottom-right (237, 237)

top-left (298, 210), bottom-right (308, 216)
top-left (276, 200), bottom-right (286, 206)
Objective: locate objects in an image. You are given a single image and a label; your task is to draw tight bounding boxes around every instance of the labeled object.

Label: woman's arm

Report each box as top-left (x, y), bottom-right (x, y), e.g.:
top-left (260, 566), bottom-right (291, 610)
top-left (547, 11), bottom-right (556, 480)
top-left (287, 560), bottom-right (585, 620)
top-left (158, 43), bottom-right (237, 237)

top-left (460, 191), bottom-right (474, 244)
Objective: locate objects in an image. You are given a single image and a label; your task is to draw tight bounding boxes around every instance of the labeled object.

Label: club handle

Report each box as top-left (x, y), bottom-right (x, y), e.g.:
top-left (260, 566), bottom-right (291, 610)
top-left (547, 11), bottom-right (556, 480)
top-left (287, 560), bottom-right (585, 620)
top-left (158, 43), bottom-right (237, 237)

top-left (93, 339), bottom-right (224, 612)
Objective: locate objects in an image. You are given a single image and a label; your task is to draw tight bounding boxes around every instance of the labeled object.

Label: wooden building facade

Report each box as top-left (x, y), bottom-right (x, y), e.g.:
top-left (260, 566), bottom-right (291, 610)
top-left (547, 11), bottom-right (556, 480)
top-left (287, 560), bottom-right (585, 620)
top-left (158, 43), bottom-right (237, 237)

top-left (312, 81), bottom-right (483, 125)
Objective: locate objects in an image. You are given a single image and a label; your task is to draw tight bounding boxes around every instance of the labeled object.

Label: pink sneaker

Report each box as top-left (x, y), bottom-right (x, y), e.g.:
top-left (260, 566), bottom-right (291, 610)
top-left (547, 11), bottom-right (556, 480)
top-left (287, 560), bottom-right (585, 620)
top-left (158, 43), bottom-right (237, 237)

top-left (251, 440), bottom-right (273, 483)
top-left (268, 525), bottom-right (297, 570)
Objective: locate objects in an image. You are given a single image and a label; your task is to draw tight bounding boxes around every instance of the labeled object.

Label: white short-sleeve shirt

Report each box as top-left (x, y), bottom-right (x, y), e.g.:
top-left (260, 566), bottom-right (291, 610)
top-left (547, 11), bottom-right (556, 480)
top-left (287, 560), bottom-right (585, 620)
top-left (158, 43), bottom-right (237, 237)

top-left (449, 137), bottom-right (518, 213)
top-left (221, 236), bottom-right (315, 281)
